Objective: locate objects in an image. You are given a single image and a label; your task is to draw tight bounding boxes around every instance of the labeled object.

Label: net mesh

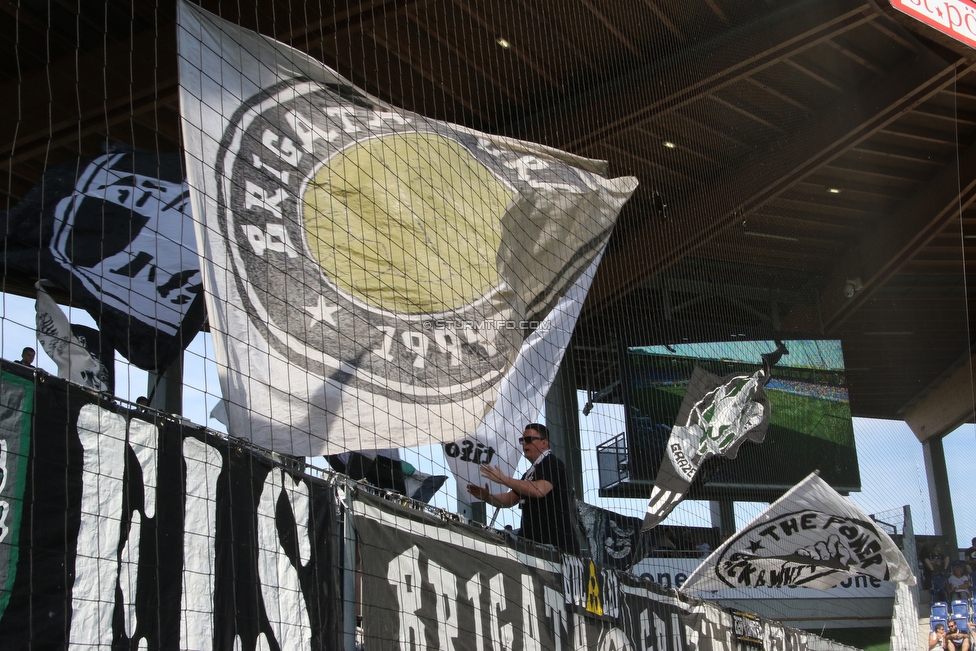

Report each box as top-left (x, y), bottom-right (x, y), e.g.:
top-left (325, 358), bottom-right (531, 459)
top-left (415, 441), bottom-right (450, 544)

top-left (0, 1), bottom-right (973, 648)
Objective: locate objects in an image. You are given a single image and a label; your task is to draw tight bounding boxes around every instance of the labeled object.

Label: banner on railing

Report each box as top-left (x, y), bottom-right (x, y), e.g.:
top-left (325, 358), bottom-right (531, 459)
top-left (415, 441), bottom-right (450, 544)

top-left (0, 363), bottom-right (341, 651)
top-left (352, 490), bottom-right (858, 651)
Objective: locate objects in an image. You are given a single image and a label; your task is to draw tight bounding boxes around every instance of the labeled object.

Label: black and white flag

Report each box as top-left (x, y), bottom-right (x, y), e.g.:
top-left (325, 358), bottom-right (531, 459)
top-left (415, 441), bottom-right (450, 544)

top-left (326, 449), bottom-right (447, 503)
top-left (577, 501), bottom-right (649, 570)
top-left (1, 151), bottom-right (205, 371)
top-left (643, 341), bottom-right (788, 531)
top-left (681, 472), bottom-right (915, 593)
top-left (35, 283), bottom-right (106, 391)
top-left (69, 324), bottom-right (115, 394)
top-left (177, 1), bottom-right (636, 457)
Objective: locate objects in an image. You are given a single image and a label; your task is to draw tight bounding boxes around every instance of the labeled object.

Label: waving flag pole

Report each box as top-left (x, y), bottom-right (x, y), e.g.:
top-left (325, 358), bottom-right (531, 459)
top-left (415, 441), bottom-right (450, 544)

top-left (643, 340), bottom-right (789, 531)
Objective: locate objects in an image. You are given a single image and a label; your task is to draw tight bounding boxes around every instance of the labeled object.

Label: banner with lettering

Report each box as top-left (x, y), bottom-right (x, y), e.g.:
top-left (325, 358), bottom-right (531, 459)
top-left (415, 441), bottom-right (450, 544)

top-left (0, 362), bottom-right (341, 651)
top-left (577, 501), bottom-right (650, 570)
top-left (682, 472), bottom-right (914, 594)
top-left (177, 0), bottom-right (637, 459)
top-left (352, 490), bottom-right (858, 651)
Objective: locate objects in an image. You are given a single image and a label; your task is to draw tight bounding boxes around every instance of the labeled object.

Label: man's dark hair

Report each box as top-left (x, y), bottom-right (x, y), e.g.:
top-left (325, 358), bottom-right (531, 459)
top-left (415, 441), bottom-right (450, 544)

top-left (525, 423), bottom-right (549, 440)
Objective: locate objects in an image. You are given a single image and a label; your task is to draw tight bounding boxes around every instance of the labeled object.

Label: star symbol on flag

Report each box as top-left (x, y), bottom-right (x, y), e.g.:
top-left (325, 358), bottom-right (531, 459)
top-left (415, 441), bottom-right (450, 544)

top-left (748, 540), bottom-right (764, 553)
top-left (306, 297), bottom-right (340, 326)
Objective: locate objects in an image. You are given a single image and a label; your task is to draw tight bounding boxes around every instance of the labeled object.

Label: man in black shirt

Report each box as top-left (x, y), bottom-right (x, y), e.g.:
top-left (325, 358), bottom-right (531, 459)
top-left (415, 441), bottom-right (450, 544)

top-left (467, 423), bottom-right (580, 555)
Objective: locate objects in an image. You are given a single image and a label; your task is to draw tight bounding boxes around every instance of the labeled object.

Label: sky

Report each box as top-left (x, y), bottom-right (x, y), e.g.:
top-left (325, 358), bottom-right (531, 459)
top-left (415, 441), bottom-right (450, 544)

top-left (2, 291), bottom-right (973, 550)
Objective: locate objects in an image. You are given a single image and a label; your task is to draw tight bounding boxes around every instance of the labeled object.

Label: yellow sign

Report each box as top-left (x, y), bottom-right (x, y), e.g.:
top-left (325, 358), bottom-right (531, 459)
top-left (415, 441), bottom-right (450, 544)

top-left (586, 560), bottom-right (603, 616)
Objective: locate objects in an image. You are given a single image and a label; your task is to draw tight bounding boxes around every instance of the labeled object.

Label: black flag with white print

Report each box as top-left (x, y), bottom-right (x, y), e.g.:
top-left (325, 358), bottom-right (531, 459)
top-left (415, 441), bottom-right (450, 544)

top-left (1, 150), bottom-right (205, 371)
top-left (0, 362), bottom-right (342, 651)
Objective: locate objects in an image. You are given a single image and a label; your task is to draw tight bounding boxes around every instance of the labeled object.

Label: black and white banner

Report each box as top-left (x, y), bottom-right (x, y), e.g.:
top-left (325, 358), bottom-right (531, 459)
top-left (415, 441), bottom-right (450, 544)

top-left (0, 362), bottom-right (341, 651)
top-left (682, 472), bottom-right (914, 594)
top-left (177, 1), bottom-right (637, 461)
top-left (326, 449), bottom-right (447, 503)
top-left (353, 490), bottom-right (856, 651)
top-left (643, 342), bottom-right (789, 531)
top-left (0, 151), bottom-right (205, 371)
top-left (577, 501), bottom-right (650, 570)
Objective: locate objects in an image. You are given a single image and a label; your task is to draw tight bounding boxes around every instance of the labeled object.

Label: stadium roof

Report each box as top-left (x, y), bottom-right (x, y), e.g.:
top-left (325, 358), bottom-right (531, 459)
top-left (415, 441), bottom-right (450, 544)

top-left (2, 0), bottom-right (974, 434)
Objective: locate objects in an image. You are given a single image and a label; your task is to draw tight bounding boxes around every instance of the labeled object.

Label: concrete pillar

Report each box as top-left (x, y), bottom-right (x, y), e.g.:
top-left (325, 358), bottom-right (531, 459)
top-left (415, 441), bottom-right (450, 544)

top-left (147, 352), bottom-right (183, 416)
top-left (710, 499), bottom-right (736, 538)
top-left (923, 436), bottom-right (957, 553)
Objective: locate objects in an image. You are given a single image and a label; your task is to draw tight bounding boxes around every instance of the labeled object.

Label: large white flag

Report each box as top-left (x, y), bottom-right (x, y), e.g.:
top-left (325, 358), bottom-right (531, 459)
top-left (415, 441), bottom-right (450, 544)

top-left (177, 2), bottom-right (637, 456)
top-left (682, 472), bottom-right (915, 593)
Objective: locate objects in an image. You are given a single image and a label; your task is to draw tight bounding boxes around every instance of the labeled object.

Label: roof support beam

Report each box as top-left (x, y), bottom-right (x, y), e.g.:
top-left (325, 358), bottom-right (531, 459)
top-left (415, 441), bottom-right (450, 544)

top-left (511, 0), bottom-right (875, 149)
top-left (584, 48), bottom-right (964, 312)
top-left (782, 115), bottom-right (976, 334)
top-left (905, 355), bottom-right (975, 443)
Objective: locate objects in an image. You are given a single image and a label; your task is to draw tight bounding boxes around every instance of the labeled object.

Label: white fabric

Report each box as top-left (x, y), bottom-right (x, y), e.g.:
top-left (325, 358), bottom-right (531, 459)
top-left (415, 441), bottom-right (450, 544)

top-left (35, 283), bottom-right (103, 390)
top-left (447, 256), bottom-right (602, 494)
top-left (177, 1), bottom-right (636, 456)
top-left (683, 472), bottom-right (915, 593)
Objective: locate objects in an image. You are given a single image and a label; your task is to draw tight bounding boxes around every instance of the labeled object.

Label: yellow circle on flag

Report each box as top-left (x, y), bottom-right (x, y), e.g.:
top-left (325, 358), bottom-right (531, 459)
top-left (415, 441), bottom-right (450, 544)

top-left (303, 132), bottom-right (510, 314)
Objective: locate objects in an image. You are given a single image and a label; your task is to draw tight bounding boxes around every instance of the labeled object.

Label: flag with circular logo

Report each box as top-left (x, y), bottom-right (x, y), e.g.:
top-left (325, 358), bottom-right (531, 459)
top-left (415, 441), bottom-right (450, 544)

top-left (177, 2), bottom-right (637, 456)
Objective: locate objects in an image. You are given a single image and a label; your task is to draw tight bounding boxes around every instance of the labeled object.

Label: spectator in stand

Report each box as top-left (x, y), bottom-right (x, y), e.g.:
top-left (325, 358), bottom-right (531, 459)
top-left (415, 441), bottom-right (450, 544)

top-left (467, 423), bottom-right (580, 555)
top-left (919, 543), bottom-right (933, 590)
top-left (695, 535), bottom-right (711, 558)
top-left (930, 622), bottom-right (946, 651)
top-left (963, 537), bottom-right (976, 574)
top-left (945, 619), bottom-right (970, 651)
top-left (926, 543), bottom-right (951, 580)
top-left (947, 564), bottom-right (971, 601)
top-left (18, 347), bottom-right (34, 366)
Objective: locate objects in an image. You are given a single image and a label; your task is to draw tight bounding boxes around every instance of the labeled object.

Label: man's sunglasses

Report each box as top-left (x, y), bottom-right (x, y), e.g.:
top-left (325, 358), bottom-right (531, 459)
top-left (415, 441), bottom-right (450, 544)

top-left (519, 436), bottom-right (544, 444)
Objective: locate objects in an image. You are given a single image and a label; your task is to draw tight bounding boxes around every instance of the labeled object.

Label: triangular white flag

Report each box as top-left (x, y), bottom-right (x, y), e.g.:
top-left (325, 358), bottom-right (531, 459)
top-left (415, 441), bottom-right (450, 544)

top-left (35, 282), bottom-right (104, 390)
top-left (683, 472), bottom-right (915, 593)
